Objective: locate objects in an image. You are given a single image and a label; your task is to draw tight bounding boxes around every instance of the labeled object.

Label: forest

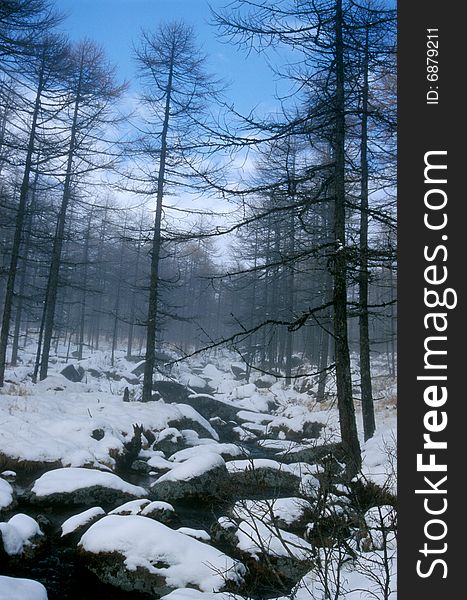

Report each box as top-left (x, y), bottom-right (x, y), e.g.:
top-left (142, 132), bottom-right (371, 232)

top-left (0, 1), bottom-right (397, 599)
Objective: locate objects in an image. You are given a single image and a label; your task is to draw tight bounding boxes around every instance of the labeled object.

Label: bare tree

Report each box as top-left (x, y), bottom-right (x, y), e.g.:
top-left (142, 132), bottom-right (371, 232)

top-left (133, 22), bottom-right (219, 401)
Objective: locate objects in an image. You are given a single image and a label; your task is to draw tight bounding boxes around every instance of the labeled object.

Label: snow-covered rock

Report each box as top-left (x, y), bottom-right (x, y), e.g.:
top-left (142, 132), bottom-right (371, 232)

top-left (0, 478), bottom-right (14, 511)
top-left (60, 507), bottom-right (106, 538)
top-left (269, 417), bottom-right (324, 441)
top-left (0, 514), bottom-right (43, 557)
top-left (141, 501), bottom-right (175, 523)
top-left (212, 516), bottom-right (313, 583)
top-left (226, 459), bottom-right (301, 495)
top-left (177, 527), bottom-right (211, 542)
top-left (0, 576), bottom-right (48, 600)
top-left (109, 499), bottom-right (151, 516)
top-left (0, 391), bottom-right (218, 470)
top-left (230, 383), bottom-right (256, 400)
top-left (29, 467), bottom-right (146, 506)
top-left (151, 453), bottom-right (228, 502)
top-left (168, 443), bottom-right (247, 463)
top-left (161, 589), bottom-right (244, 600)
top-left (60, 364), bottom-right (84, 382)
top-left (232, 497), bottom-right (314, 532)
top-left (78, 515), bottom-right (245, 595)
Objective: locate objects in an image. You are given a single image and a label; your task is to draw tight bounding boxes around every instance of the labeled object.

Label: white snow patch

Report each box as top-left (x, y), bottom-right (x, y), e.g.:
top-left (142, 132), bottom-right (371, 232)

top-left (0, 478), bottom-right (14, 509)
top-left (141, 501), bottom-right (175, 516)
top-left (235, 518), bottom-right (312, 560)
top-left (177, 527), bottom-right (211, 542)
top-left (61, 507), bottom-right (105, 536)
top-left (169, 443), bottom-right (247, 463)
top-left (0, 390), bottom-right (218, 468)
top-left (154, 453), bottom-right (225, 484)
top-left (233, 497), bottom-right (312, 526)
top-left (230, 383), bottom-right (256, 400)
top-left (162, 590), bottom-right (244, 600)
top-left (109, 499), bottom-right (151, 516)
top-left (0, 576), bottom-right (48, 600)
top-left (147, 455), bottom-right (174, 470)
top-left (31, 468), bottom-right (146, 498)
top-left (226, 459), bottom-right (291, 474)
top-left (0, 514), bottom-right (42, 555)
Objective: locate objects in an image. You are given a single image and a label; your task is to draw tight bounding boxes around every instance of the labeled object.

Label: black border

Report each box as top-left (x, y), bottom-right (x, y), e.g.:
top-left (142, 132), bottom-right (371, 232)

top-left (398, 2), bottom-right (463, 596)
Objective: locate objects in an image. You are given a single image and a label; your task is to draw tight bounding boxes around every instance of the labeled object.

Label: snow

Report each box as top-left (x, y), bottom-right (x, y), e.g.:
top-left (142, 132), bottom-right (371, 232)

top-left (226, 459), bottom-right (291, 473)
top-left (0, 350), bottom-right (397, 600)
top-left (61, 507), bottom-right (106, 536)
top-left (109, 499), bottom-right (150, 515)
top-left (31, 467), bottom-right (146, 498)
top-left (168, 443), bottom-right (247, 463)
top-left (220, 517), bottom-right (312, 561)
top-left (236, 410), bottom-right (274, 424)
top-left (233, 497), bottom-right (312, 526)
top-left (277, 540), bottom-right (397, 600)
top-left (141, 501), bottom-right (175, 516)
top-left (0, 514), bottom-right (42, 555)
top-left (0, 388), bottom-right (218, 469)
top-left (147, 454), bottom-right (174, 470)
top-left (162, 588), bottom-right (244, 600)
top-left (230, 383), bottom-right (256, 400)
top-left (0, 576), bottom-right (48, 600)
top-left (179, 372), bottom-right (208, 389)
top-left (363, 505), bottom-right (397, 549)
top-left (0, 478), bottom-right (14, 509)
top-left (177, 527), bottom-right (211, 542)
top-left (79, 515), bottom-right (245, 592)
top-left (361, 416), bottom-right (397, 492)
top-left (154, 453), bottom-right (225, 484)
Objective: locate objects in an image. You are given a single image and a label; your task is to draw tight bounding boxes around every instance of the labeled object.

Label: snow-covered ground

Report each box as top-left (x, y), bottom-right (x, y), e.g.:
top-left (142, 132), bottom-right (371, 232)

top-left (0, 348), bottom-right (396, 599)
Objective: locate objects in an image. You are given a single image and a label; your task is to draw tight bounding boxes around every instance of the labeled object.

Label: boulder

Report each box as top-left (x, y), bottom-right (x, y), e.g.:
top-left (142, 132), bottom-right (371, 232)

top-left (78, 515), bottom-right (245, 596)
top-left (141, 501), bottom-right (176, 524)
top-left (269, 419), bottom-right (325, 441)
top-left (28, 467), bottom-right (146, 507)
top-left (151, 454), bottom-right (229, 502)
top-left (153, 428), bottom-right (185, 455)
top-left (60, 364), bottom-right (84, 382)
top-left (109, 499), bottom-right (176, 524)
top-left (276, 442), bottom-right (346, 468)
top-left (0, 514), bottom-right (44, 560)
top-left (230, 364), bottom-right (247, 380)
top-left (153, 381), bottom-right (190, 403)
top-left (181, 394), bottom-right (239, 422)
top-left (231, 497), bottom-right (314, 534)
top-left (212, 516), bottom-right (313, 586)
top-left (0, 478), bottom-right (15, 513)
top-left (60, 507), bottom-right (106, 543)
top-left (226, 459), bottom-right (301, 496)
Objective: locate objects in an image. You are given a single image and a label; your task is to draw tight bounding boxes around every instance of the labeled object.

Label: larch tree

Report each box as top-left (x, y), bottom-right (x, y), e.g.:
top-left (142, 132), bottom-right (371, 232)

top-left (36, 40), bottom-right (125, 380)
top-left (133, 22), bottom-right (219, 402)
top-left (0, 33), bottom-right (69, 386)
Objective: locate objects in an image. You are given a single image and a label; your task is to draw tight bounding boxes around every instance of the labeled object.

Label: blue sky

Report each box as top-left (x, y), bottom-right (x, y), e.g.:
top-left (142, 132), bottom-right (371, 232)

top-left (55, 0), bottom-right (281, 115)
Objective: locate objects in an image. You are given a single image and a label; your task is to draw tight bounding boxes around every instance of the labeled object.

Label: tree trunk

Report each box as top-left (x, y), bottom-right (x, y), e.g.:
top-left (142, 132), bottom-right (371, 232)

top-left (78, 209), bottom-right (93, 361)
top-left (142, 49), bottom-right (174, 402)
top-left (11, 167), bottom-right (40, 366)
top-left (332, 0), bottom-right (361, 475)
top-left (111, 218), bottom-right (127, 367)
top-left (39, 70), bottom-right (82, 380)
top-left (127, 212), bottom-right (144, 359)
top-left (359, 29), bottom-right (376, 441)
top-left (0, 67), bottom-right (44, 386)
